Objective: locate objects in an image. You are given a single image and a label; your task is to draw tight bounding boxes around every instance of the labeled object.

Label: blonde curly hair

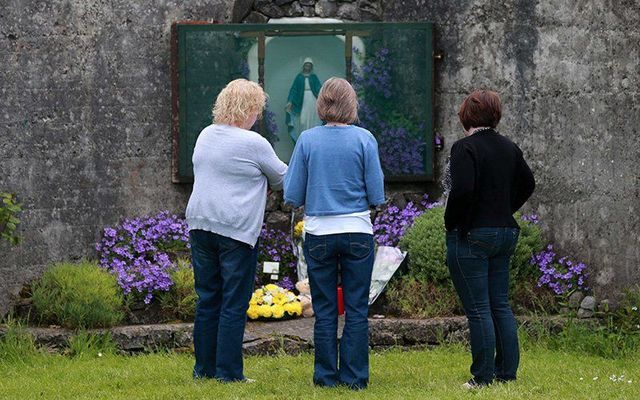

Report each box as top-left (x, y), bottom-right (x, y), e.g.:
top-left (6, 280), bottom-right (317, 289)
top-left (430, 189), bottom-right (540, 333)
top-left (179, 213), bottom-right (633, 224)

top-left (212, 79), bottom-right (267, 125)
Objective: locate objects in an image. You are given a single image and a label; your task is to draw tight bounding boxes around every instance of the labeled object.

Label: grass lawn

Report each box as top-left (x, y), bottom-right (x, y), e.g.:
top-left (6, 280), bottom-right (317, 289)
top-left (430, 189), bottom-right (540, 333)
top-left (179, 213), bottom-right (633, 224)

top-left (1, 345), bottom-right (639, 399)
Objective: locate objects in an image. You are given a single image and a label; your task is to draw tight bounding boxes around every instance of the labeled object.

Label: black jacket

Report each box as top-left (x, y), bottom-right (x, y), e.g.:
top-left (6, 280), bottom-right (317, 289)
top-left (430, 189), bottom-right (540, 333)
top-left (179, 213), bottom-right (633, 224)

top-left (444, 128), bottom-right (535, 233)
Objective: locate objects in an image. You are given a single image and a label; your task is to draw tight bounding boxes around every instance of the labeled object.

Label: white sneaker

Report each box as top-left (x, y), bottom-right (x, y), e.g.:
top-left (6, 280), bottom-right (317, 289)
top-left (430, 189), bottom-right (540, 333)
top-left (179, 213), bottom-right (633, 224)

top-left (461, 379), bottom-right (484, 390)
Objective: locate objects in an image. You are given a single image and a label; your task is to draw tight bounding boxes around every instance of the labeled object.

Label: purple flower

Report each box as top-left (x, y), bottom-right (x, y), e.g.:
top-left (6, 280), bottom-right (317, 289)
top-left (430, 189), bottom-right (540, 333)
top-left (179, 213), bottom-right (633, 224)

top-left (257, 224), bottom-right (297, 287)
top-left (373, 195), bottom-right (440, 247)
top-left (530, 244), bottom-right (589, 295)
top-left (96, 211), bottom-right (190, 303)
top-left (278, 276), bottom-right (295, 291)
top-left (351, 48), bottom-right (426, 175)
top-left (521, 214), bottom-right (540, 224)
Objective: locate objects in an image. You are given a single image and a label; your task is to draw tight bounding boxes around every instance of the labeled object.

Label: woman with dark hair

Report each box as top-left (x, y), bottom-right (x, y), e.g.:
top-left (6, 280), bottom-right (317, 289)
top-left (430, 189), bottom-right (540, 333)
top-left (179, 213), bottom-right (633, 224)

top-left (445, 90), bottom-right (535, 389)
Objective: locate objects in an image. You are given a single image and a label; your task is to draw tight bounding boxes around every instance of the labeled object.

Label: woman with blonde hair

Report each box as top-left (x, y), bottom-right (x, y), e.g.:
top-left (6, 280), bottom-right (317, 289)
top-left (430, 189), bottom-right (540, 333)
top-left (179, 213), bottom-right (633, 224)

top-left (284, 77), bottom-right (385, 390)
top-left (185, 79), bottom-right (287, 382)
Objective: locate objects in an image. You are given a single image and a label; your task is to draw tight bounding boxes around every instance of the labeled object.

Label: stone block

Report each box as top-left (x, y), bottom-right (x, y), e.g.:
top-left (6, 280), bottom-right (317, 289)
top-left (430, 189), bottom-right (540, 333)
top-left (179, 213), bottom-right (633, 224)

top-left (580, 296), bottom-right (596, 311)
top-left (266, 211), bottom-right (291, 232)
top-left (358, 0), bottom-right (382, 21)
top-left (232, 0), bottom-right (256, 22)
top-left (244, 11), bottom-right (269, 23)
top-left (255, 0), bottom-right (286, 18)
top-left (283, 1), bottom-right (304, 17)
top-left (266, 192), bottom-right (280, 212)
top-left (337, 3), bottom-right (359, 20)
top-left (577, 308), bottom-right (595, 319)
top-left (315, 0), bottom-right (337, 17)
top-left (567, 291), bottom-right (585, 309)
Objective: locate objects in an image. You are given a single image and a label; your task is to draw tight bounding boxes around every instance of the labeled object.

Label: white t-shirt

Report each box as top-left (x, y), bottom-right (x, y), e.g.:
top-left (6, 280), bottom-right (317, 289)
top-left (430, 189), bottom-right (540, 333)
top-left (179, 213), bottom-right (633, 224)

top-left (304, 210), bottom-right (373, 236)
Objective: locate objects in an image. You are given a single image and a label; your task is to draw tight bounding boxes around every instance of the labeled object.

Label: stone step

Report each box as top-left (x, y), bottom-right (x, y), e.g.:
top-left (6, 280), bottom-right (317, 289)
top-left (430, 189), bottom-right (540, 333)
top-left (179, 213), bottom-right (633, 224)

top-left (0, 315), bottom-right (572, 355)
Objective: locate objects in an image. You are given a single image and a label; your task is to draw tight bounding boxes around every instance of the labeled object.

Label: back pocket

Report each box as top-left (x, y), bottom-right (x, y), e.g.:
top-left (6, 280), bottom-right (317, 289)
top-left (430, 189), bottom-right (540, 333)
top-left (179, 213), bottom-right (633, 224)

top-left (467, 231), bottom-right (498, 257)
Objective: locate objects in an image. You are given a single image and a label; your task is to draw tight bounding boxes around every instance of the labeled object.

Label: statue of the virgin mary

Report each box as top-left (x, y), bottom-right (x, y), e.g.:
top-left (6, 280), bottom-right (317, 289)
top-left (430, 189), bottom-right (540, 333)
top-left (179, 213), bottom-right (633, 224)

top-left (285, 57), bottom-right (322, 142)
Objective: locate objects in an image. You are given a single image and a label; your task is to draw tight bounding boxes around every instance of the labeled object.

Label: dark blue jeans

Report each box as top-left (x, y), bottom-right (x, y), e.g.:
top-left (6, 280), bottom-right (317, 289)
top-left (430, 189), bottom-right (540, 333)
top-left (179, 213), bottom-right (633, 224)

top-left (190, 229), bottom-right (257, 382)
top-left (446, 227), bottom-right (520, 385)
top-left (303, 233), bottom-right (375, 390)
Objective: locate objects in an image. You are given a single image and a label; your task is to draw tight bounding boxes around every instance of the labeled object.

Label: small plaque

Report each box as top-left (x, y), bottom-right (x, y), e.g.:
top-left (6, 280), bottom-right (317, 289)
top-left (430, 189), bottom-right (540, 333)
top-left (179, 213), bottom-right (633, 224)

top-left (263, 261), bottom-right (280, 274)
top-left (270, 274), bottom-right (279, 280)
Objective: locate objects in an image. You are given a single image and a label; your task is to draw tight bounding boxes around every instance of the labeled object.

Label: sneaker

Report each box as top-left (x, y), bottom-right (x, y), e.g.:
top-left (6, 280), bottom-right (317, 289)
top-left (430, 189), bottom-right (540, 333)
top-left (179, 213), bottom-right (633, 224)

top-left (461, 379), bottom-right (485, 390)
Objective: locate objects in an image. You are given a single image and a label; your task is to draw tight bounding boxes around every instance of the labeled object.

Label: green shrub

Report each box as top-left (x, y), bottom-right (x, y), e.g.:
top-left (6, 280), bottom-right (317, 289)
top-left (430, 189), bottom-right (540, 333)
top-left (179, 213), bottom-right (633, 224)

top-left (385, 276), bottom-right (462, 318)
top-left (511, 278), bottom-right (560, 315)
top-left (396, 208), bottom-right (550, 316)
top-left (398, 206), bottom-right (448, 282)
top-left (0, 316), bottom-right (39, 364)
top-left (511, 215), bottom-right (545, 282)
top-left (398, 208), bottom-right (545, 284)
top-left (0, 192), bottom-right (21, 245)
top-left (66, 331), bottom-right (117, 358)
top-left (158, 258), bottom-right (196, 321)
top-left (32, 261), bottom-right (124, 329)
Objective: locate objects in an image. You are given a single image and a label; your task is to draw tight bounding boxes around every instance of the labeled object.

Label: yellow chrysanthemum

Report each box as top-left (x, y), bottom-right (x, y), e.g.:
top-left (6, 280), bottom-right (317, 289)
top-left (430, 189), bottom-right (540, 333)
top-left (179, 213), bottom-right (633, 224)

top-left (294, 221), bottom-right (305, 238)
top-left (271, 304), bottom-right (285, 319)
top-left (265, 284), bottom-right (278, 292)
top-left (258, 304), bottom-right (272, 318)
top-left (284, 301), bottom-right (302, 316)
top-left (247, 305), bottom-right (260, 320)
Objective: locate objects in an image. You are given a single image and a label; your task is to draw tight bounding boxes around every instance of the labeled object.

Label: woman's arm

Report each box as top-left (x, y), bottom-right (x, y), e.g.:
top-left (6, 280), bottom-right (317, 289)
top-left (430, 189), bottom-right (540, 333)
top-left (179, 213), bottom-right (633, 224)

top-left (364, 137), bottom-right (385, 206)
top-left (444, 141), bottom-right (476, 231)
top-left (283, 138), bottom-right (307, 207)
top-left (256, 138), bottom-right (288, 190)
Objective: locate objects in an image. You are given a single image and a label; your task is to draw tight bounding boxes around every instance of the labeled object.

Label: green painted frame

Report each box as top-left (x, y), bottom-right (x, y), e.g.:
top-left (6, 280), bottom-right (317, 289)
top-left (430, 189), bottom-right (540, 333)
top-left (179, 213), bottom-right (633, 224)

top-left (171, 22), bottom-right (434, 183)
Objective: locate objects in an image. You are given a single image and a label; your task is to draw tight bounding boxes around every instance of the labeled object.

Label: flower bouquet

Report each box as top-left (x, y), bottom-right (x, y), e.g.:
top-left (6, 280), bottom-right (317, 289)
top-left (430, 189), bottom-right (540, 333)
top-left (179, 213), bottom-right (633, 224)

top-left (293, 220), bottom-right (308, 281)
top-left (247, 283), bottom-right (303, 320)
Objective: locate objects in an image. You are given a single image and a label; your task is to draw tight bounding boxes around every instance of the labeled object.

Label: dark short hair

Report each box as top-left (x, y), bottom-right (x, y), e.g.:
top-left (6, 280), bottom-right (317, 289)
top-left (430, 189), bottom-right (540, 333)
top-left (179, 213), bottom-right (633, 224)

top-left (458, 90), bottom-right (502, 131)
top-left (316, 77), bottom-right (359, 124)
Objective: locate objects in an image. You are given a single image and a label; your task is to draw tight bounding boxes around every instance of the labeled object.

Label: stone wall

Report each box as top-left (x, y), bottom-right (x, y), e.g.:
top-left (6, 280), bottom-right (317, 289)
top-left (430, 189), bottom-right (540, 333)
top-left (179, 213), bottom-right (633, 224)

top-left (1, 0), bottom-right (638, 315)
top-left (0, 1), bottom-right (233, 316)
top-left (383, 0), bottom-right (640, 296)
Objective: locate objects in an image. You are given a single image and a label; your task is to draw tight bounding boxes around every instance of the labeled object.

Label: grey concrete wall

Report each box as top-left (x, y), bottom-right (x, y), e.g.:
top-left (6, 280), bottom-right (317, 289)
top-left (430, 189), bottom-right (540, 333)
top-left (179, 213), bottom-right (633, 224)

top-left (384, 0), bottom-right (640, 296)
top-left (0, 0), bottom-right (233, 315)
top-left (1, 0), bottom-right (638, 315)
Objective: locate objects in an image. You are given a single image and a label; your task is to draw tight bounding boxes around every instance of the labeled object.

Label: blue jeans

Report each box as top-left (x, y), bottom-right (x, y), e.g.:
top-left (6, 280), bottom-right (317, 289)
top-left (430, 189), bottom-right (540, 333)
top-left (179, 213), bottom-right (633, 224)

top-left (446, 227), bottom-right (520, 385)
top-left (190, 229), bottom-right (257, 382)
top-left (303, 233), bottom-right (375, 390)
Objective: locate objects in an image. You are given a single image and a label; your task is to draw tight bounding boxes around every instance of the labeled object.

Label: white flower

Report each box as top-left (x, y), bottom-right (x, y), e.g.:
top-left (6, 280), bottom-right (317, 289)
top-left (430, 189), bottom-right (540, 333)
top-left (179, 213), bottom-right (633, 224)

top-left (593, 376), bottom-right (599, 380)
top-left (263, 294), bottom-right (273, 305)
top-left (98, 352), bottom-right (103, 357)
top-left (579, 378), bottom-right (584, 381)
top-left (632, 306), bottom-right (638, 311)
top-left (628, 380), bottom-right (633, 384)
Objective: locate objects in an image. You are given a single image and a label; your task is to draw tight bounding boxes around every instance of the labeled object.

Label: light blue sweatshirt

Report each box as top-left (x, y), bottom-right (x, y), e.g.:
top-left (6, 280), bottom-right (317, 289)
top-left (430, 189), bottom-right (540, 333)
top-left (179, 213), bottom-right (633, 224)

top-left (284, 125), bottom-right (385, 215)
top-left (186, 124), bottom-right (288, 246)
